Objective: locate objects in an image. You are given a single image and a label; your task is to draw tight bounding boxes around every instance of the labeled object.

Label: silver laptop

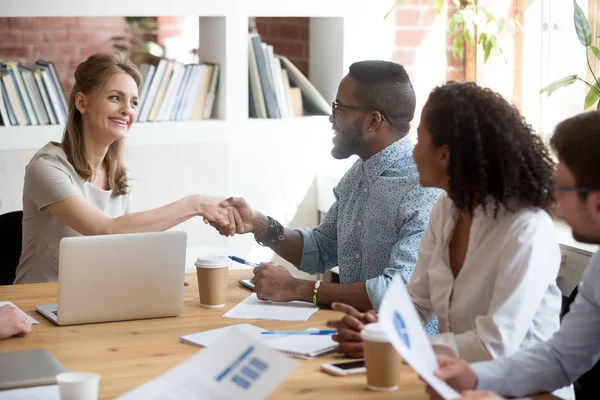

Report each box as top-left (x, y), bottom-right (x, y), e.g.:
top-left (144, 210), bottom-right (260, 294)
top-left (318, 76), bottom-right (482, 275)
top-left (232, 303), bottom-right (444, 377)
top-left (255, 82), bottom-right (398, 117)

top-left (36, 231), bottom-right (187, 326)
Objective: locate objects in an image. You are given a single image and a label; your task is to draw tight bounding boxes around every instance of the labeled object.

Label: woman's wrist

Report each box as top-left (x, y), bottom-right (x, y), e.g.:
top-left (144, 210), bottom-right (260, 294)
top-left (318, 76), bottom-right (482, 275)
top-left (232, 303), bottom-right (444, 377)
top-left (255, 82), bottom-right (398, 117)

top-left (190, 194), bottom-right (206, 217)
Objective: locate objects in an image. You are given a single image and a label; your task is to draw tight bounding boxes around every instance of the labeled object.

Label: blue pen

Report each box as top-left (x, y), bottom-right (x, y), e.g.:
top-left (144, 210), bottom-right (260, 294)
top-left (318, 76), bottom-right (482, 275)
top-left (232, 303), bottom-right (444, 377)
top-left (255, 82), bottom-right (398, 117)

top-left (261, 330), bottom-right (337, 335)
top-left (228, 255), bottom-right (260, 267)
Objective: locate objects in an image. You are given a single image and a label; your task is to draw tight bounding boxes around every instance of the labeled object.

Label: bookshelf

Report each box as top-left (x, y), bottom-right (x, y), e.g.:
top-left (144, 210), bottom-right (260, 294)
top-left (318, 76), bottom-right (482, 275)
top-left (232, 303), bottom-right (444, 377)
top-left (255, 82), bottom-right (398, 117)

top-left (1, 0), bottom-right (395, 149)
top-left (0, 0), bottom-right (394, 258)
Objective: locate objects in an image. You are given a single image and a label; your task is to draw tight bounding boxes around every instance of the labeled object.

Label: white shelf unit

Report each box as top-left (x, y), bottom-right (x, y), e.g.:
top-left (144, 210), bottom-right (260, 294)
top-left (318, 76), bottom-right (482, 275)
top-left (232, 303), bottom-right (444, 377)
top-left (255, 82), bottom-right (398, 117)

top-left (0, 0), bottom-right (395, 150)
top-left (0, 120), bottom-right (231, 149)
top-left (0, 0), bottom-right (395, 259)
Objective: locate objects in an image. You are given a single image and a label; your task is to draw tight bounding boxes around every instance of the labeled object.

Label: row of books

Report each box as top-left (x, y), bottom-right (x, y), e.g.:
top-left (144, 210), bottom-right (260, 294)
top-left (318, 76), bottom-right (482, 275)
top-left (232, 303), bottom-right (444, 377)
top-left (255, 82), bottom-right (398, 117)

top-left (137, 59), bottom-right (220, 122)
top-left (248, 33), bottom-right (329, 119)
top-left (0, 57), bottom-right (220, 127)
top-left (0, 60), bottom-right (68, 126)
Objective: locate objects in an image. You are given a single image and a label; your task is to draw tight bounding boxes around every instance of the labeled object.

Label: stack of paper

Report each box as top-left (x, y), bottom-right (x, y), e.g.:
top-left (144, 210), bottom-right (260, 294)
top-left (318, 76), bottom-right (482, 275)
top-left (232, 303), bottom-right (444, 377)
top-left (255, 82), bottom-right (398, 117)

top-left (223, 293), bottom-right (318, 321)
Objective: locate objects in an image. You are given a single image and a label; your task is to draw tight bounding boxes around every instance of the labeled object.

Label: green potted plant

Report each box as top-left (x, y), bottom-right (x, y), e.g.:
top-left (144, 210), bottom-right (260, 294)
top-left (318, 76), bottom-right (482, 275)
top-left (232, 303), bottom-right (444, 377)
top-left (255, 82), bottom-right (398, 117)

top-left (540, 0), bottom-right (600, 110)
top-left (386, 0), bottom-right (521, 62)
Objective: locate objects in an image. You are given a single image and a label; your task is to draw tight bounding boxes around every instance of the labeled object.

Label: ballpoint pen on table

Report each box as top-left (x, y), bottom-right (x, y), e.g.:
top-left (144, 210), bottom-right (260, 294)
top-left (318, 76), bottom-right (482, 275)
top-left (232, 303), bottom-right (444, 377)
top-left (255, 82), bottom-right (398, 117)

top-left (261, 330), bottom-right (337, 335)
top-left (228, 255), bottom-right (260, 267)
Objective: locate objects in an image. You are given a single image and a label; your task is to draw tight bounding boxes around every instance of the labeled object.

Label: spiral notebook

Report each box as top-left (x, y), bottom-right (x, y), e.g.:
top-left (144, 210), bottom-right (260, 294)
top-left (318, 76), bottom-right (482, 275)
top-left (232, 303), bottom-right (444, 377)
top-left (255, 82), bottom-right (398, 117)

top-left (181, 323), bottom-right (337, 359)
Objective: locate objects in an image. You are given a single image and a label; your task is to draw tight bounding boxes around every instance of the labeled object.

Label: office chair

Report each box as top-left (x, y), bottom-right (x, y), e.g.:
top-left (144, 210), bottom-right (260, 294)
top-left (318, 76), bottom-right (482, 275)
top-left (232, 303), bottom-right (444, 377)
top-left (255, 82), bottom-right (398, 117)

top-left (0, 211), bottom-right (23, 285)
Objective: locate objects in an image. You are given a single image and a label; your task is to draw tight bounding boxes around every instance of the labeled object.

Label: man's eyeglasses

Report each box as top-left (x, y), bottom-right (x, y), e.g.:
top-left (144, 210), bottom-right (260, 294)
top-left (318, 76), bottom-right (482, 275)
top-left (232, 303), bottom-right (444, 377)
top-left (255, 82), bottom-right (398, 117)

top-left (553, 185), bottom-right (590, 194)
top-left (331, 100), bottom-right (387, 122)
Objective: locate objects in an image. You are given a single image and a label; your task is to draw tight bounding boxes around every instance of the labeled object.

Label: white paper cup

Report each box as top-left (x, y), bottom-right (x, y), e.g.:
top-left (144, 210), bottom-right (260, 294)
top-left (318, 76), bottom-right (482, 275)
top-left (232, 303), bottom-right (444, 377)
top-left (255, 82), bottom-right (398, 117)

top-left (56, 372), bottom-right (100, 400)
top-left (195, 256), bottom-right (229, 308)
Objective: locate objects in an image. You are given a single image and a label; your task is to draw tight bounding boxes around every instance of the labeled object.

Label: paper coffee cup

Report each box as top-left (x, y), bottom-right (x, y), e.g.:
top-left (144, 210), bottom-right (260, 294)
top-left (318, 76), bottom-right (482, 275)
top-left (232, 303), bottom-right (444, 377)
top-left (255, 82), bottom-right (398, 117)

top-left (195, 256), bottom-right (229, 308)
top-left (361, 323), bottom-right (402, 391)
top-left (56, 372), bottom-right (100, 400)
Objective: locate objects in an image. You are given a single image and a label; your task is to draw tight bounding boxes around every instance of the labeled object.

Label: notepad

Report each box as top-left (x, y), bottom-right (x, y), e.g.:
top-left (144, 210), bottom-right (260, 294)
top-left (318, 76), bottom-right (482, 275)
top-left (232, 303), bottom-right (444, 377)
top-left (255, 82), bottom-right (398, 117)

top-left (222, 293), bottom-right (319, 321)
top-left (0, 349), bottom-right (67, 390)
top-left (181, 323), bottom-right (337, 359)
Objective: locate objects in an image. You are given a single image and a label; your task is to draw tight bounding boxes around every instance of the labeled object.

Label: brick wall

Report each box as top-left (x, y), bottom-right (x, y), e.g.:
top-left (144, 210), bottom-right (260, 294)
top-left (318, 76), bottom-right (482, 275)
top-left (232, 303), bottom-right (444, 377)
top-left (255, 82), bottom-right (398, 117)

top-left (0, 17), bottom-right (126, 95)
top-left (0, 12), bottom-right (463, 104)
top-left (394, 1), bottom-right (464, 83)
top-left (393, 0), bottom-right (464, 131)
top-left (157, 16), bottom-right (185, 45)
top-left (254, 17), bottom-right (309, 77)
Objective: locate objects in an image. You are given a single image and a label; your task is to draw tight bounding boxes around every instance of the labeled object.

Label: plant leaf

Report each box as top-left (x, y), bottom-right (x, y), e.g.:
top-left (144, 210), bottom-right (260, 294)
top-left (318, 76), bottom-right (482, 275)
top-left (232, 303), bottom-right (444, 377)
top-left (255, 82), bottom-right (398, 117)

top-left (497, 17), bottom-right (505, 32)
top-left (584, 84), bottom-right (600, 109)
top-left (129, 37), bottom-right (142, 46)
top-left (434, 0), bottom-right (444, 13)
top-left (513, 19), bottom-right (524, 32)
top-left (383, 0), bottom-right (408, 20)
top-left (113, 44), bottom-right (129, 53)
top-left (591, 45), bottom-right (600, 60)
top-left (137, 19), bottom-right (159, 29)
top-left (140, 41), bottom-right (164, 57)
top-left (597, 99), bottom-right (600, 110)
top-left (483, 39), bottom-right (493, 62)
top-left (509, 19), bottom-right (524, 37)
top-left (509, 20), bottom-right (516, 36)
top-left (479, 32), bottom-right (488, 45)
top-left (573, 0), bottom-right (592, 46)
top-left (463, 30), bottom-right (473, 47)
top-left (452, 35), bottom-right (464, 59)
top-left (477, 5), bottom-right (495, 23)
top-left (463, 13), bottom-right (476, 36)
top-left (449, 12), bottom-right (463, 33)
top-left (540, 75), bottom-right (578, 96)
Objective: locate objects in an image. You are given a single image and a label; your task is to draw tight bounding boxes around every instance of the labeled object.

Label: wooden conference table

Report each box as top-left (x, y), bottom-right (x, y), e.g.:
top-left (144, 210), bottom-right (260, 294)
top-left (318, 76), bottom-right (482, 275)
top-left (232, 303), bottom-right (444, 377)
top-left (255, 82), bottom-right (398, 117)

top-left (0, 270), bottom-right (557, 399)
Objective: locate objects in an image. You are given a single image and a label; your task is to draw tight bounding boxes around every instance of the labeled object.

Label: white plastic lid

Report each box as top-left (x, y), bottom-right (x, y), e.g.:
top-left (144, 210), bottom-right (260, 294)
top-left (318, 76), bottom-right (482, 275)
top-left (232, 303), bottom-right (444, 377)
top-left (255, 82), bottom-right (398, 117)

top-left (360, 323), bottom-right (390, 343)
top-left (195, 255), bottom-right (229, 268)
top-left (56, 371), bottom-right (100, 384)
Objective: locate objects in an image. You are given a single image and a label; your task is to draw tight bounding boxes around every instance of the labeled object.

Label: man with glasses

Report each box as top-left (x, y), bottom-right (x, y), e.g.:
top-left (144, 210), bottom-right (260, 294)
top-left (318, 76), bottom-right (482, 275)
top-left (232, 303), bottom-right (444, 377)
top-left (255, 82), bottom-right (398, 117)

top-left (216, 61), bottom-right (440, 320)
top-left (428, 111), bottom-right (600, 400)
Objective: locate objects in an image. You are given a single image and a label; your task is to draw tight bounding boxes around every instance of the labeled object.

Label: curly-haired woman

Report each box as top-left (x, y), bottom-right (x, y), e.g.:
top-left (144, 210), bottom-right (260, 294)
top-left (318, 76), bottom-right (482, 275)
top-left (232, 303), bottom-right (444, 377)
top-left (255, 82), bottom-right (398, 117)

top-left (327, 82), bottom-right (567, 386)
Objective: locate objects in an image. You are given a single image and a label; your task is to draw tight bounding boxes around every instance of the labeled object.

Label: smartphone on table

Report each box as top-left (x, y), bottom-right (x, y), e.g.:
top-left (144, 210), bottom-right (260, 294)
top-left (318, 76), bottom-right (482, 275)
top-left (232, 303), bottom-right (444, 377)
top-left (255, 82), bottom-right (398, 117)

top-left (320, 359), bottom-right (366, 376)
top-left (238, 279), bottom-right (255, 291)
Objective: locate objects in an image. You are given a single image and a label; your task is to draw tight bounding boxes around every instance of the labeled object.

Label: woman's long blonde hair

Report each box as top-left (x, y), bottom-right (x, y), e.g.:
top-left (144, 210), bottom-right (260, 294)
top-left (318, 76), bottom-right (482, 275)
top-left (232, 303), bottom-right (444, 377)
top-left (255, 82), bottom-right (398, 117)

top-left (61, 52), bottom-right (142, 195)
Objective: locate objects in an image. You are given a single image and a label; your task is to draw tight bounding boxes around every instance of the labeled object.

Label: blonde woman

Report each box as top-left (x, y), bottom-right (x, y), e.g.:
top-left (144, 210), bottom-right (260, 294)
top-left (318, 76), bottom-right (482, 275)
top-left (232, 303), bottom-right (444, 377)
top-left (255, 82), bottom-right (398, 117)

top-left (14, 52), bottom-right (236, 284)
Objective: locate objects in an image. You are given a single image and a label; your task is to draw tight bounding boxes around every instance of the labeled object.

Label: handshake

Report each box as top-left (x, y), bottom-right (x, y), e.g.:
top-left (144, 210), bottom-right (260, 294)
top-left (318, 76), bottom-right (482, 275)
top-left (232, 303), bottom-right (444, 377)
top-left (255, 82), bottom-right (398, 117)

top-left (198, 195), bottom-right (256, 237)
top-left (198, 195), bottom-right (302, 304)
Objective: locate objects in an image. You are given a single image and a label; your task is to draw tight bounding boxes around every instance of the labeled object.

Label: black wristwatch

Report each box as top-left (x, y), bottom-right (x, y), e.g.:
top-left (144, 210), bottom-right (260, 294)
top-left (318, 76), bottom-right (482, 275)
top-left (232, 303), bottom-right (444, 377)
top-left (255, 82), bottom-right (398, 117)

top-left (254, 216), bottom-right (285, 247)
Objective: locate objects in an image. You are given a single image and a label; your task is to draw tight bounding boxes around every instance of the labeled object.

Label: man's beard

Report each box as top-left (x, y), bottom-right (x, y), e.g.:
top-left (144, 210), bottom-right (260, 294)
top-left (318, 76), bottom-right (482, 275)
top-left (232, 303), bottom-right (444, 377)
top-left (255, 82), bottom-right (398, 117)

top-left (572, 231), bottom-right (600, 245)
top-left (331, 120), bottom-right (365, 160)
